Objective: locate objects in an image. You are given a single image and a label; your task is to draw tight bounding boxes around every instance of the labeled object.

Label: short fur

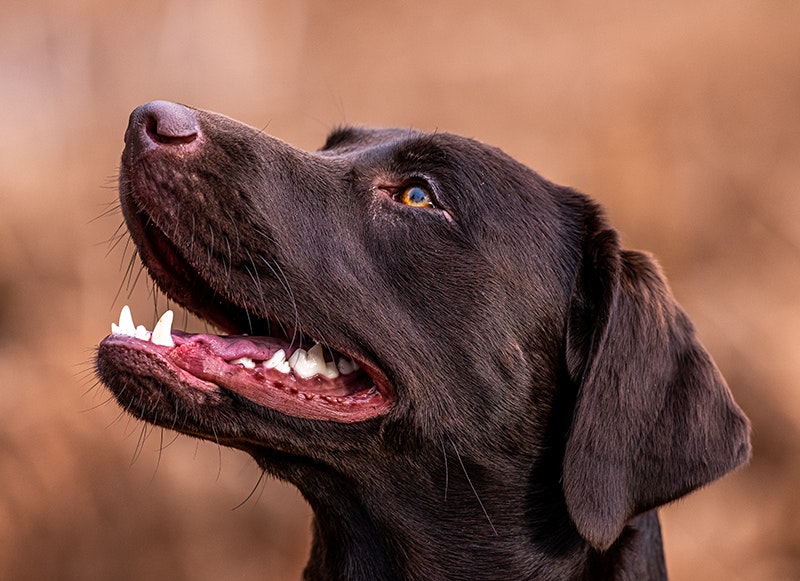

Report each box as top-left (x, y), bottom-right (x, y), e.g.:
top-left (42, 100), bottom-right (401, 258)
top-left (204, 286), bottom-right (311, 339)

top-left (97, 101), bottom-right (751, 580)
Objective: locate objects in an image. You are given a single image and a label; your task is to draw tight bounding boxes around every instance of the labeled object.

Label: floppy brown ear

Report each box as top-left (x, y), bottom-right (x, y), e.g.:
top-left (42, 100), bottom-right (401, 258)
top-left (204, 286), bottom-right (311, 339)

top-left (563, 217), bottom-right (751, 551)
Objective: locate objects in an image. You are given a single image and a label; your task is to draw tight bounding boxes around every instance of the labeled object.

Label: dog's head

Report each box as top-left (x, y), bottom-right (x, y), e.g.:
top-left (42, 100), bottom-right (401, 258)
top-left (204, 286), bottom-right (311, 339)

top-left (97, 101), bottom-right (750, 552)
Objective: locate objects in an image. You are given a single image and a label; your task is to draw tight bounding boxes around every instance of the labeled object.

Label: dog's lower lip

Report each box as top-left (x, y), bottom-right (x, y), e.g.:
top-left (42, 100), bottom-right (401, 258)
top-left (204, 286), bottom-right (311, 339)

top-left (103, 305), bottom-right (394, 422)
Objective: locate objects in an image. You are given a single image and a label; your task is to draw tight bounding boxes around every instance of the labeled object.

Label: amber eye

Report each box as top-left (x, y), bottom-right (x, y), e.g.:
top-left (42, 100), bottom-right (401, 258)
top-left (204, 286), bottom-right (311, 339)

top-left (398, 185), bottom-right (435, 208)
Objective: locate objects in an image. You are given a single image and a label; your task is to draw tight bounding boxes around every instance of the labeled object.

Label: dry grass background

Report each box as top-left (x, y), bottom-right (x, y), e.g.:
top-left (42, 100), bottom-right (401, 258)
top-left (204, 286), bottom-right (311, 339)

top-left (1, 1), bottom-right (798, 579)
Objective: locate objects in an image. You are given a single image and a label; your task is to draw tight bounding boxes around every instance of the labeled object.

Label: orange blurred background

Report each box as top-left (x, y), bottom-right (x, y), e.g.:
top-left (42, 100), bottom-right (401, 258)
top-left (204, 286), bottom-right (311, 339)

top-left (1, 1), bottom-right (798, 579)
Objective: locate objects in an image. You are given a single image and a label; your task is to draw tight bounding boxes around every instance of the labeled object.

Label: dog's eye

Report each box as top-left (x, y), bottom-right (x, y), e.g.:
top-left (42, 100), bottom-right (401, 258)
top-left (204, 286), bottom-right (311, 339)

top-left (398, 185), bottom-right (435, 209)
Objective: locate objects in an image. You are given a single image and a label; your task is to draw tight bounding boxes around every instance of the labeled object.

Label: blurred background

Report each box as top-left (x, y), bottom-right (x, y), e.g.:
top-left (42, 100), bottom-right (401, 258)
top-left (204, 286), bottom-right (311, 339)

top-left (1, 0), bottom-right (798, 579)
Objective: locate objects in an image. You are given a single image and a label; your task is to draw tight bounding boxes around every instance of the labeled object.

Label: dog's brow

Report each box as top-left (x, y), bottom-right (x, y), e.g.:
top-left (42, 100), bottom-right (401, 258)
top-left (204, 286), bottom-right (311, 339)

top-left (321, 127), bottom-right (423, 156)
top-left (393, 137), bottom-right (450, 167)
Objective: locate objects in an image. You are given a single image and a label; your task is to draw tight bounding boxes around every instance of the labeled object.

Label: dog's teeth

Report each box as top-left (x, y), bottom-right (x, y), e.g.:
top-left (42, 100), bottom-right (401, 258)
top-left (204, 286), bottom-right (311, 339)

top-left (231, 356), bottom-right (256, 369)
top-left (322, 361), bottom-right (340, 380)
top-left (309, 343), bottom-right (340, 379)
top-left (287, 343), bottom-right (341, 379)
top-left (308, 343), bottom-right (325, 360)
top-left (264, 350), bottom-right (284, 368)
top-left (307, 343), bottom-right (328, 371)
top-left (309, 344), bottom-right (341, 379)
top-left (151, 310), bottom-right (175, 347)
top-left (288, 344), bottom-right (328, 379)
top-left (337, 358), bottom-right (360, 375)
top-left (111, 305), bottom-right (136, 336)
top-left (134, 325), bottom-right (150, 341)
top-left (288, 348), bottom-right (311, 378)
top-left (265, 349), bottom-right (291, 374)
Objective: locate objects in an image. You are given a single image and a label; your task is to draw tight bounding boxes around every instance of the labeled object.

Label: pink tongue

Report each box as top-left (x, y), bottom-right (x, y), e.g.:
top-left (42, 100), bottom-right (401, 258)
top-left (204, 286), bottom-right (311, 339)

top-left (172, 331), bottom-right (290, 360)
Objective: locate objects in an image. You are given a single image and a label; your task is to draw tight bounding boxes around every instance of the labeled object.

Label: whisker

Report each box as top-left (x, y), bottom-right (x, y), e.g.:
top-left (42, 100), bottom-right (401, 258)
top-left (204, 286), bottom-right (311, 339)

top-left (150, 427), bottom-right (164, 482)
top-left (258, 255), bottom-right (302, 348)
top-left (232, 468), bottom-right (269, 511)
top-left (448, 436), bottom-right (497, 536)
top-left (440, 437), bottom-right (450, 502)
top-left (90, 200), bottom-right (123, 223)
top-left (211, 424), bottom-right (223, 481)
top-left (131, 422), bottom-right (150, 465)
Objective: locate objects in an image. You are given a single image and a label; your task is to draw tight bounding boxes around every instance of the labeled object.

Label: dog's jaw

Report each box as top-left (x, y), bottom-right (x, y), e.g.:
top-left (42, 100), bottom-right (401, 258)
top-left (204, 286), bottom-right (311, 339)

top-left (98, 303), bottom-right (393, 423)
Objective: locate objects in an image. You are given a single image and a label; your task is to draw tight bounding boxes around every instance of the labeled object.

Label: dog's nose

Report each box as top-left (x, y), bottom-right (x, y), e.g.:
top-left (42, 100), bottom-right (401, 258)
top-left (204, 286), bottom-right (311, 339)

top-left (125, 101), bottom-right (200, 153)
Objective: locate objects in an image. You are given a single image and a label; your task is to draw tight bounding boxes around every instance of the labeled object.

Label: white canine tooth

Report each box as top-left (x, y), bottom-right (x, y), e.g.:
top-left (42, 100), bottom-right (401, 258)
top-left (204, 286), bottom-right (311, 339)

top-left (112, 305), bottom-right (136, 336)
top-left (276, 361), bottom-right (291, 374)
top-left (151, 310), bottom-right (175, 347)
top-left (231, 356), bottom-right (256, 369)
top-left (134, 325), bottom-right (150, 341)
top-left (337, 358), bottom-right (360, 375)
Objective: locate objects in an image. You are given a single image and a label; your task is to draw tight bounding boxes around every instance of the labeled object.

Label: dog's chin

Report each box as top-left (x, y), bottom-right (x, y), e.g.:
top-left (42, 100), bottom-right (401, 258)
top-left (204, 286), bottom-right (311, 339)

top-left (97, 312), bottom-right (394, 423)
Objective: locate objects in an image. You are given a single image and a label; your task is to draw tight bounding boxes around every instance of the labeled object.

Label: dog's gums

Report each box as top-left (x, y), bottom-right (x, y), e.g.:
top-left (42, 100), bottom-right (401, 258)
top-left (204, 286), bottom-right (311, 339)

top-left (104, 305), bottom-right (389, 422)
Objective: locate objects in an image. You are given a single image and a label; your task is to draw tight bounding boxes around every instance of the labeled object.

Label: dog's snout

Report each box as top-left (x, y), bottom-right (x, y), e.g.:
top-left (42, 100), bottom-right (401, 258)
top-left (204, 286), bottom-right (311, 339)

top-left (125, 100), bottom-right (200, 152)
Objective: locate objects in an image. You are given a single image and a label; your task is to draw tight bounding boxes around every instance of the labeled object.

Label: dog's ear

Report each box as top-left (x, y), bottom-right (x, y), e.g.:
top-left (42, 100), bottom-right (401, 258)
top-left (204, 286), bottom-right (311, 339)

top-left (563, 213), bottom-right (751, 551)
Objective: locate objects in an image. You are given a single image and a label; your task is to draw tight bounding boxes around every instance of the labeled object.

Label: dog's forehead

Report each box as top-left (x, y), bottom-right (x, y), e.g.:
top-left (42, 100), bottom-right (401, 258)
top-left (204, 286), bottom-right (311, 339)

top-left (320, 126), bottom-right (421, 154)
top-left (318, 126), bottom-right (507, 180)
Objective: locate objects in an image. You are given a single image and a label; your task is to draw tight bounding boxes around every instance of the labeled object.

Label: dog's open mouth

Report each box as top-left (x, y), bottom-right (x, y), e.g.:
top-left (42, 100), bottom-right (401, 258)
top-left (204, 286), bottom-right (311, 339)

top-left (103, 305), bottom-right (389, 422)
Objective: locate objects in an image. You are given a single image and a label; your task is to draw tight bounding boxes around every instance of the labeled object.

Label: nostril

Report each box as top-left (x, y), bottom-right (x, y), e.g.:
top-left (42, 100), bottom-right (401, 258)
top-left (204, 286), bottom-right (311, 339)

top-left (128, 100), bottom-right (200, 148)
top-left (145, 112), bottom-right (198, 145)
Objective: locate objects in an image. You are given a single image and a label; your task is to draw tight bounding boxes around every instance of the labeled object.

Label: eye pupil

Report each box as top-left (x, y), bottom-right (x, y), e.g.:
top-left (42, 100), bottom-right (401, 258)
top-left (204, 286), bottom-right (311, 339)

top-left (401, 185), bottom-right (433, 208)
top-left (407, 187), bottom-right (426, 203)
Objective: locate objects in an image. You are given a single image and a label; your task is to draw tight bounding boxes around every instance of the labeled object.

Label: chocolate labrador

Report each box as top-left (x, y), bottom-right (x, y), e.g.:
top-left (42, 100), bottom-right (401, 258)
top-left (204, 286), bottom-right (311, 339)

top-left (96, 101), bottom-right (751, 580)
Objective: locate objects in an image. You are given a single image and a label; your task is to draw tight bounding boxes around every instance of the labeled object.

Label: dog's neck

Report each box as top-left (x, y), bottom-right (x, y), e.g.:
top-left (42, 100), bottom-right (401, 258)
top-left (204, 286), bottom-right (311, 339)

top-left (270, 451), bottom-right (594, 580)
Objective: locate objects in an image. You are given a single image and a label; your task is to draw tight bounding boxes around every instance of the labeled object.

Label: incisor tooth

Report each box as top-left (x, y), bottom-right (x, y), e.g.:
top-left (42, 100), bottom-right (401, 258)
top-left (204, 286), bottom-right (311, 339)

top-left (112, 305), bottom-right (136, 336)
top-left (134, 325), bottom-right (150, 341)
top-left (151, 310), bottom-right (175, 347)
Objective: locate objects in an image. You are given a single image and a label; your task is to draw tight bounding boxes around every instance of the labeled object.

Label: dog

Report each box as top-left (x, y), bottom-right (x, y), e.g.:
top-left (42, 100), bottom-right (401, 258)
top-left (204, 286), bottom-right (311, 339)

top-left (96, 100), bottom-right (751, 580)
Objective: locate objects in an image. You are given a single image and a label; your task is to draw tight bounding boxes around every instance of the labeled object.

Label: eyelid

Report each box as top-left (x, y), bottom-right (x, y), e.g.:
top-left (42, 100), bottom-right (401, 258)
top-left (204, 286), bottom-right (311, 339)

top-left (373, 177), bottom-right (455, 222)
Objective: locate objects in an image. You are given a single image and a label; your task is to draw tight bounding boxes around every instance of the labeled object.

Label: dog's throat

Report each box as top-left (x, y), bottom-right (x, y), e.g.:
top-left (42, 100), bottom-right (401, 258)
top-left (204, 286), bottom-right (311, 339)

top-left (102, 305), bottom-right (391, 422)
